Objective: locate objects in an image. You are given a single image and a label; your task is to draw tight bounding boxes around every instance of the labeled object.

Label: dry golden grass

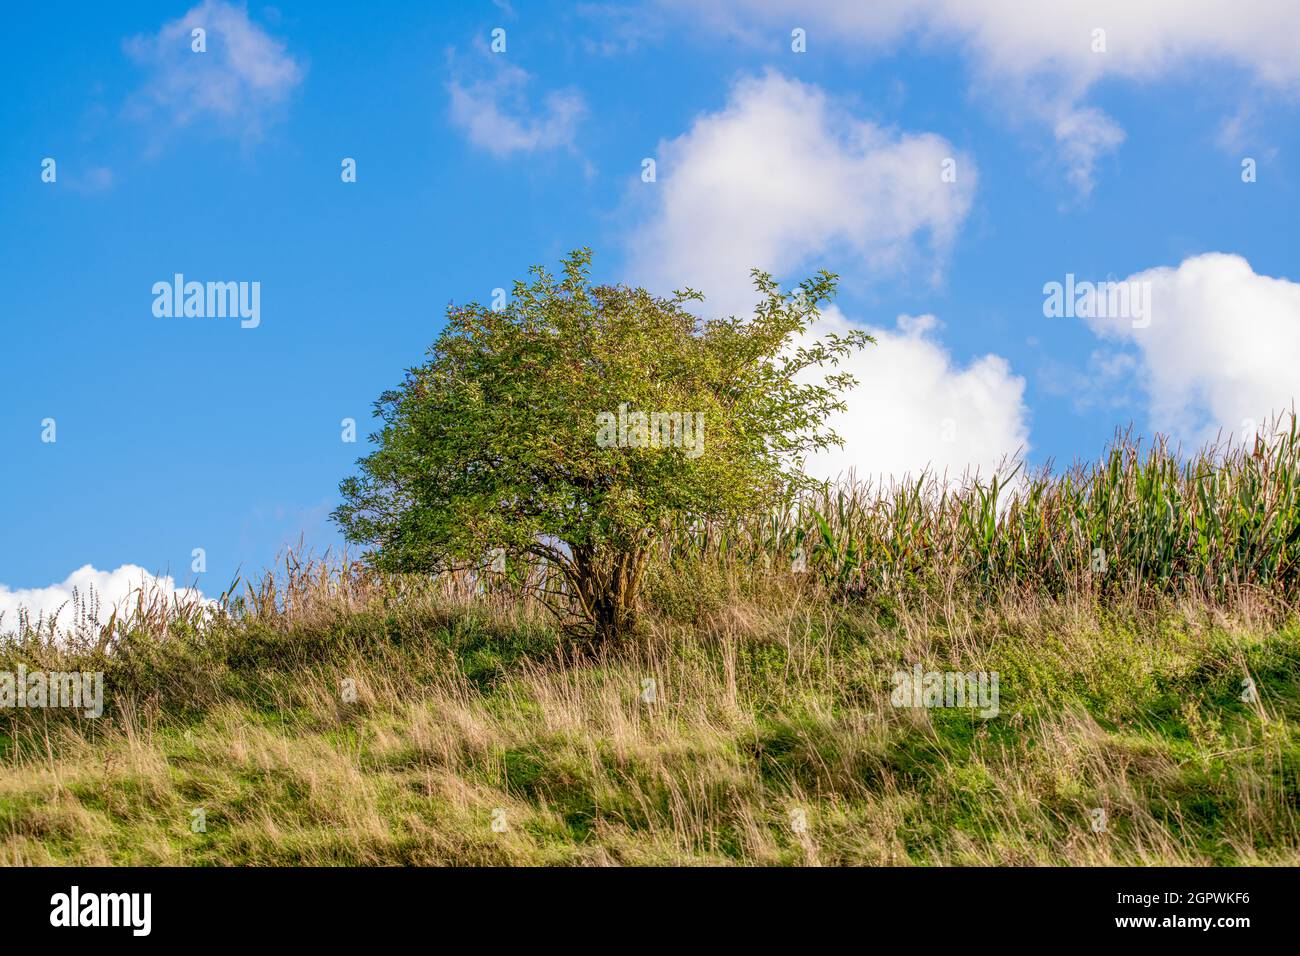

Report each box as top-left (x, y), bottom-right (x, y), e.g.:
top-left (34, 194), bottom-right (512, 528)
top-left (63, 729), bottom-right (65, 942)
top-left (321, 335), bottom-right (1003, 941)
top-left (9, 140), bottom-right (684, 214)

top-left (1, 553), bottom-right (1296, 865)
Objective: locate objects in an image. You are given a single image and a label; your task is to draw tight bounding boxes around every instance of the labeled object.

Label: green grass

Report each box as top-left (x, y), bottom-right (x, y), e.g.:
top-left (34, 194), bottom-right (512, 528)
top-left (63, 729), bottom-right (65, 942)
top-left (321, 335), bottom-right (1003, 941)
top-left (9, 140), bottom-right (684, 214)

top-left (1, 572), bottom-right (1296, 865)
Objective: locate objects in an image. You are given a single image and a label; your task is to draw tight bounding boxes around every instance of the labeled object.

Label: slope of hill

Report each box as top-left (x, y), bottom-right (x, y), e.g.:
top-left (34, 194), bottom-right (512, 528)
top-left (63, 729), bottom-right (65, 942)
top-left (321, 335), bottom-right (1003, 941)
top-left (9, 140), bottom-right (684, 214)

top-left (2, 562), bottom-right (1296, 865)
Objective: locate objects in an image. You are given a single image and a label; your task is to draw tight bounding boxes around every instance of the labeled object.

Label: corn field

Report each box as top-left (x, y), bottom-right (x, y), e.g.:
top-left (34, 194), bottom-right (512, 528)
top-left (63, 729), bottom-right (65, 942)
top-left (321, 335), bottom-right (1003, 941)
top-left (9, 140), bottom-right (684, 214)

top-left (664, 413), bottom-right (1300, 603)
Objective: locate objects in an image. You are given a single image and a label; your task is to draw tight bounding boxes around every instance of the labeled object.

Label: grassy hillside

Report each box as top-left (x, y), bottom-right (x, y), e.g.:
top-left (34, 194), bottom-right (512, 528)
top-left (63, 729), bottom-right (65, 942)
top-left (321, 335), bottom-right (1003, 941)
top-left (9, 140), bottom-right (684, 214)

top-left (1, 560), bottom-right (1297, 865)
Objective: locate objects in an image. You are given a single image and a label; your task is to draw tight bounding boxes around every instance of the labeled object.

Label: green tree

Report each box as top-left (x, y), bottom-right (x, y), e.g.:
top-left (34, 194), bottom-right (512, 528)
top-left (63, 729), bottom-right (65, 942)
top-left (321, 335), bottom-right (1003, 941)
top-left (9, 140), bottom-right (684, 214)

top-left (333, 249), bottom-right (872, 643)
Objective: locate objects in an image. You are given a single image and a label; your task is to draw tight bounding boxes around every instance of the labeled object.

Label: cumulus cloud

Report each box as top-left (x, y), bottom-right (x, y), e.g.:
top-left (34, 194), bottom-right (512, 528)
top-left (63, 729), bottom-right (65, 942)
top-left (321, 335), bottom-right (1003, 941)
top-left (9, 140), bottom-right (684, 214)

top-left (124, 0), bottom-right (304, 139)
top-left (1082, 253), bottom-right (1300, 446)
top-left (448, 61), bottom-right (587, 157)
top-left (0, 566), bottom-right (209, 637)
top-left (802, 309), bottom-right (1029, 483)
top-left (657, 0), bottom-right (1300, 194)
top-left (628, 71), bottom-right (976, 318)
top-left (620, 70), bottom-right (1027, 480)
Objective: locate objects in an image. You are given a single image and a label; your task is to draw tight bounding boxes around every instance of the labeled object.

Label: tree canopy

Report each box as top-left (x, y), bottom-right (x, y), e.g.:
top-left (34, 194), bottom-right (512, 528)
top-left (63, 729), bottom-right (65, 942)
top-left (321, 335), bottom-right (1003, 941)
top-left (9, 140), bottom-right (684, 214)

top-left (333, 248), bottom-right (872, 641)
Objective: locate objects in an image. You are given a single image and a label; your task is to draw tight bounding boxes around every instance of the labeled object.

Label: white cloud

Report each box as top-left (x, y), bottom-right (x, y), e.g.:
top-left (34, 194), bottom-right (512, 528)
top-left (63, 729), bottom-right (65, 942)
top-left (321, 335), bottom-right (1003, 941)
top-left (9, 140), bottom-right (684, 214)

top-left (620, 71), bottom-right (1027, 481)
top-left (448, 61), bottom-right (586, 157)
top-left (659, 0), bottom-right (1300, 194)
top-left (0, 566), bottom-right (209, 637)
top-left (124, 0), bottom-right (303, 139)
top-left (1082, 253), bottom-right (1300, 445)
top-left (711, 0), bottom-right (1300, 87)
top-left (1053, 107), bottom-right (1126, 199)
top-left (628, 71), bottom-right (976, 318)
top-left (802, 309), bottom-right (1029, 483)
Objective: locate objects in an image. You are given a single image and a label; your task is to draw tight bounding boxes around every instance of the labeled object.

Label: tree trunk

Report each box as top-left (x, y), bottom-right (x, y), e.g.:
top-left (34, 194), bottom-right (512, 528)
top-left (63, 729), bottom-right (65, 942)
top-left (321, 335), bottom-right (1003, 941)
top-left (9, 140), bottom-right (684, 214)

top-left (582, 547), bottom-right (643, 645)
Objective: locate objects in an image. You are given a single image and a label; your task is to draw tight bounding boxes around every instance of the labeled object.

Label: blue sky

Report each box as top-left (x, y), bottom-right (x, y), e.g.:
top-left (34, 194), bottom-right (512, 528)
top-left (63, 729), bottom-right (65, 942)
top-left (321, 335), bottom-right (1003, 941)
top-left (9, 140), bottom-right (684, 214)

top-left (3, 0), bottom-right (1299, 621)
